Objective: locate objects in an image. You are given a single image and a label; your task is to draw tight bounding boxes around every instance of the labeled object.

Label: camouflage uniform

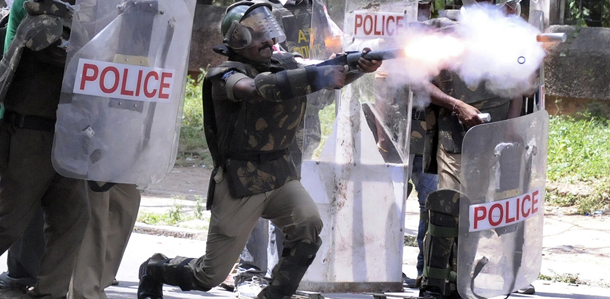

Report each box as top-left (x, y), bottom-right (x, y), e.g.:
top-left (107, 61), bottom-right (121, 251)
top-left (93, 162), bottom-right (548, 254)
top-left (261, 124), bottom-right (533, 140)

top-left (0, 1), bottom-right (90, 298)
top-left (138, 52), bottom-right (324, 299)
top-left (230, 1), bottom-right (336, 291)
top-left (271, 0), bottom-right (336, 159)
top-left (420, 69), bottom-right (514, 298)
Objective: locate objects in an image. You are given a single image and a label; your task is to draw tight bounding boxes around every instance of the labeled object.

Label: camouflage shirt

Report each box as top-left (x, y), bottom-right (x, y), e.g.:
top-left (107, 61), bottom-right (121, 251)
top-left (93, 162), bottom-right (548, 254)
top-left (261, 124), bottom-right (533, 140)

top-left (0, 0), bottom-right (71, 119)
top-left (422, 70), bottom-right (513, 173)
top-left (205, 52), bottom-right (307, 198)
top-left (436, 72), bottom-right (512, 153)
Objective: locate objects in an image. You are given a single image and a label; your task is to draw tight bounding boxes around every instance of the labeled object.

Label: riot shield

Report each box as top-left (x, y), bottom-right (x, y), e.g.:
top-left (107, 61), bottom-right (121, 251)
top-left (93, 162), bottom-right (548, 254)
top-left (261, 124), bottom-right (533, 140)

top-left (457, 110), bottom-right (548, 298)
top-left (299, 0), bottom-right (417, 293)
top-left (525, 9), bottom-right (545, 113)
top-left (52, 0), bottom-right (196, 186)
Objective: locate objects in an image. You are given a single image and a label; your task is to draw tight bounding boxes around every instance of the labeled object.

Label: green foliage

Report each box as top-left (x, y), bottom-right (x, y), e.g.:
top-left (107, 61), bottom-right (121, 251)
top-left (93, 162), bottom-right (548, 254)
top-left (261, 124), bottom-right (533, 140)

top-left (577, 180), bottom-right (610, 215)
top-left (547, 112), bottom-right (610, 213)
top-left (538, 273), bottom-right (553, 281)
top-left (168, 197), bottom-right (184, 223)
top-left (546, 270), bottom-right (584, 285)
top-left (137, 196), bottom-right (210, 227)
top-left (178, 68), bottom-right (213, 167)
top-left (313, 102), bottom-right (336, 159)
top-left (180, 70), bottom-right (205, 148)
top-left (194, 195), bottom-right (206, 220)
top-left (547, 113), bottom-right (610, 183)
top-left (564, 0), bottom-right (610, 27)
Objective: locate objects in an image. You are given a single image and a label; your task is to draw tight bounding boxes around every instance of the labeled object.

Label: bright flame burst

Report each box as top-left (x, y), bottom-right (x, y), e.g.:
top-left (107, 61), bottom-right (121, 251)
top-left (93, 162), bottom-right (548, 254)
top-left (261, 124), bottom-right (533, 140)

top-left (402, 34), bottom-right (466, 67)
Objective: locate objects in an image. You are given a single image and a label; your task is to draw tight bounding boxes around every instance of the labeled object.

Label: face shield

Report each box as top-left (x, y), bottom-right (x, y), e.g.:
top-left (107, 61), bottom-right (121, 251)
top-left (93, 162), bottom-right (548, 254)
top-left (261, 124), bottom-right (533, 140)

top-left (224, 4), bottom-right (286, 50)
top-left (503, 0), bottom-right (522, 16)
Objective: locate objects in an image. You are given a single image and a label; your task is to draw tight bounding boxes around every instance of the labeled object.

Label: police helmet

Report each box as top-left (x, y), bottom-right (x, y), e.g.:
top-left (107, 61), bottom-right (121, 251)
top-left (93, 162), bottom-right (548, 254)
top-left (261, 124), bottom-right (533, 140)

top-left (221, 1), bottom-right (286, 50)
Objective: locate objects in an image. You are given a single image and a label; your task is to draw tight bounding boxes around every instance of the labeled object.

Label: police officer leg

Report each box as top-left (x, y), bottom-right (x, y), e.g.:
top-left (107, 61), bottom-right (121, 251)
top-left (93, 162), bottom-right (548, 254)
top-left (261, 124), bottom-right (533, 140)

top-left (31, 175), bottom-right (90, 298)
top-left (1, 206), bottom-right (44, 290)
top-left (420, 189), bottom-right (460, 299)
top-left (138, 171), bottom-right (266, 298)
top-left (257, 180), bottom-right (323, 298)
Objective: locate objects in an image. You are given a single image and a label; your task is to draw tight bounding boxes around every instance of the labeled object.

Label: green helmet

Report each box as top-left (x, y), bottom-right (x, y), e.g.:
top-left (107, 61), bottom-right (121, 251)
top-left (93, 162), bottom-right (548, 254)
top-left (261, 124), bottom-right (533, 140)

top-left (221, 1), bottom-right (286, 49)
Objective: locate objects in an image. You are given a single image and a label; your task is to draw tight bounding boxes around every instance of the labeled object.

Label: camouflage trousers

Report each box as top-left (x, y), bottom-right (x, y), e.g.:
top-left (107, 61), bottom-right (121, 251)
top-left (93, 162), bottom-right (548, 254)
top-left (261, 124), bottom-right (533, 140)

top-left (436, 144), bottom-right (462, 190)
top-left (166, 169), bottom-right (323, 290)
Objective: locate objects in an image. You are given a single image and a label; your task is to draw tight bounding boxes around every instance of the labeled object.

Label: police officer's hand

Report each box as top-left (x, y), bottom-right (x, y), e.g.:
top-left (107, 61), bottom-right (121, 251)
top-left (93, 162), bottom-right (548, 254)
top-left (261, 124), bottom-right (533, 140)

top-left (357, 47), bottom-right (382, 73)
top-left (326, 65), bottom-right (348, 89)
top-left (454, 101), bottom-right (483, 128)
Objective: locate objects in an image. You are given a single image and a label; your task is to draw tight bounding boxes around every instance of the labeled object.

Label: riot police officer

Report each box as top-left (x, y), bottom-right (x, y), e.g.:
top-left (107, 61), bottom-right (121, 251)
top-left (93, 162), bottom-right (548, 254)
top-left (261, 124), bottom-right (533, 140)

top-left (137, 2), bottom-right (381, 298)
top-left (417, 2), bottom-right (527, 298)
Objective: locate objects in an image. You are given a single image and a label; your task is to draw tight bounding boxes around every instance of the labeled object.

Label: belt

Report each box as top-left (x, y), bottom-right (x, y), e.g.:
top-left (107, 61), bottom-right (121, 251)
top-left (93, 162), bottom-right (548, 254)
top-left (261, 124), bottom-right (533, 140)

top-left (4, 111), bottom-right (56, 132)
top-left (226, 148), bottom-right (289, 163)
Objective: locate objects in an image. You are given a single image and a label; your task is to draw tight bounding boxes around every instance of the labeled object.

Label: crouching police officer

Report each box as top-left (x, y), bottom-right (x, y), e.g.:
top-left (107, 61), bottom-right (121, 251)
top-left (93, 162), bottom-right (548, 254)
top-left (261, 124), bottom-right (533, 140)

top-left (137, 2), bottom-right (381, 299)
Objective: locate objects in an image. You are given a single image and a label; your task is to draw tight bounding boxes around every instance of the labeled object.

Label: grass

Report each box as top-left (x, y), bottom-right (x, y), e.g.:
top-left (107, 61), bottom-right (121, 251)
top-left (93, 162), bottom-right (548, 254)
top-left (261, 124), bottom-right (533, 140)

top-left (177, 69), bottom-right (212, 168)
top-left (137, 196), bottom-right (210, 228)
top-left (547, 112), bottom-right (610, 183)
top-left (538, 271), bottom-right (584, 285)
top-left (546, 110), bottom-right (610, 214)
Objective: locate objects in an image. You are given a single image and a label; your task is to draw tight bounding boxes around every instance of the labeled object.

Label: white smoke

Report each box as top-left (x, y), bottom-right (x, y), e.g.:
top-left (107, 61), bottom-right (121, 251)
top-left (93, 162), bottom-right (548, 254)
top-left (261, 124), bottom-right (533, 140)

top-left (453, 4), bottom-right (545, 98)
top-left (381, 4), bottom-right (545, 105)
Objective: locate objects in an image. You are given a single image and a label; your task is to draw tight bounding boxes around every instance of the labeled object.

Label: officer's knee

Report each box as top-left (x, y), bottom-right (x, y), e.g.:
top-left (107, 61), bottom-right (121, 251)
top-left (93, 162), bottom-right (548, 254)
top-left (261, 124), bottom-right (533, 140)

top-left (304, 215), bottom-right (323, 236)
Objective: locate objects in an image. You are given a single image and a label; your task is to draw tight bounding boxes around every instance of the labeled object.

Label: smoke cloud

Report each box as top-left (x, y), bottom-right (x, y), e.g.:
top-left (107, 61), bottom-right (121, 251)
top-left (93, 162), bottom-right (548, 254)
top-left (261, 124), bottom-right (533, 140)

top-left (380, 4), bottom-right (546, 106)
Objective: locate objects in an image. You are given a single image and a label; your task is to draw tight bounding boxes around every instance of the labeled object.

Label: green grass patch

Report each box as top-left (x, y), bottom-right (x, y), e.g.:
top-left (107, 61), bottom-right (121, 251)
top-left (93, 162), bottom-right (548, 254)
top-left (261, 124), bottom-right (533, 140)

top-left (547, 112), bottom-right (610, 183)
top-left (137, 196), bottom-right (210, 227)
top-left (546, 111), bottom-right (610, 213)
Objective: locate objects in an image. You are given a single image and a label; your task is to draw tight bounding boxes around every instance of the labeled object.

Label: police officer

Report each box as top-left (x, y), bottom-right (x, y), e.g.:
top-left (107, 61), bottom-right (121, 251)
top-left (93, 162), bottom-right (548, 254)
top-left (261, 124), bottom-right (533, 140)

top-left (0, 0), bottom-right (45, 292)
top-left (229, 1), bottom-right (341, 297)
top-left (417, 3), bottom-right (525, 298)
top-left (0, 0), bottom-right (90, 298)
top-left (137, 2), bottom-right (381, 298)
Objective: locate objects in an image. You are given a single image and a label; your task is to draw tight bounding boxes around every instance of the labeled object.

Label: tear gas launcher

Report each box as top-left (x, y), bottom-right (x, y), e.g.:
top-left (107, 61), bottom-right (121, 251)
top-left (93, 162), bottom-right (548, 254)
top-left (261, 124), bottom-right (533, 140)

top-left (315, 49), bottom-right (407, 72)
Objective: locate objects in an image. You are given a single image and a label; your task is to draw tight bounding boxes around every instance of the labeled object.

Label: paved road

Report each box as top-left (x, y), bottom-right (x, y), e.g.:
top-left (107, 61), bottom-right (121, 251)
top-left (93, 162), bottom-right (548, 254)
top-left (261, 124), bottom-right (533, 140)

top-left (3, 231), bottom-right (608, 299)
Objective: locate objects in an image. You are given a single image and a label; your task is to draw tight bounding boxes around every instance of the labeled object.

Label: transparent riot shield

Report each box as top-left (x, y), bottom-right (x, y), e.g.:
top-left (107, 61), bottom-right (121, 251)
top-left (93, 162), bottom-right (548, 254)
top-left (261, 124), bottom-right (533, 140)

top-left (524, 9), bottom-right (545, 113)
top-left (299, 0), bottom-right (417, 292)
top-left (457, 110), bottom-right (548, 298)
top-left (52, 0), bottom-right (196, 186)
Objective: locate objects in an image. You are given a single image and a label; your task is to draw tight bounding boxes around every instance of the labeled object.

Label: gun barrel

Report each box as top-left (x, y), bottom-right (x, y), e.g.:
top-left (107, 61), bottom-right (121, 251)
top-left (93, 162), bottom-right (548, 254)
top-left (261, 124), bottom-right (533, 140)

top-left (361, 49), bottom-right (407, 61)
top-left (536, 33), bottom-right (566, 43)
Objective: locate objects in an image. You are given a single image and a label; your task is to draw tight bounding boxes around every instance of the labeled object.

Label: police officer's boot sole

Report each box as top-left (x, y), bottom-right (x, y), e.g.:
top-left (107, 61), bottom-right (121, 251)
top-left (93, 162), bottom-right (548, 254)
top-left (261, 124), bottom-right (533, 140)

top-left (137, 258), bottom-right (164, 299)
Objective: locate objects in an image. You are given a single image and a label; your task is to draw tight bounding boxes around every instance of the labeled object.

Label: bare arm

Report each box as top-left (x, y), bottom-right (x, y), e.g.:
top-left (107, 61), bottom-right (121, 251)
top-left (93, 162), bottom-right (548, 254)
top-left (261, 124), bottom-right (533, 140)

top-left (423, 81), bottom-right (483, 128)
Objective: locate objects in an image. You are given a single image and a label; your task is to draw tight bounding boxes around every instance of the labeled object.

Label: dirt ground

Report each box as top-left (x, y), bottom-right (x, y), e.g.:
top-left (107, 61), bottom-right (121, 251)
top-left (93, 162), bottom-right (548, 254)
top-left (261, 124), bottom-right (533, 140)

top-left (140, 166), bottom-right (212, 200)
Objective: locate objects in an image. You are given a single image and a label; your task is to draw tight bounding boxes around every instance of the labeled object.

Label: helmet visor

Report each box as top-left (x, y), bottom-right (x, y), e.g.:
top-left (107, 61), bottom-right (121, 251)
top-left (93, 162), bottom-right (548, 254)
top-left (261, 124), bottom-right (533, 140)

top-left (240, 5), bottom-right (286, 47)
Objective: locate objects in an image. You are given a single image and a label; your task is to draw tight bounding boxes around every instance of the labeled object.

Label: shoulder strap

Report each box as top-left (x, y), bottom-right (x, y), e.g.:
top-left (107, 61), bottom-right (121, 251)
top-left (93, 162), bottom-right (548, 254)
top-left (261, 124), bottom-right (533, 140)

top-left (203, 60), bottom-right (251, 169)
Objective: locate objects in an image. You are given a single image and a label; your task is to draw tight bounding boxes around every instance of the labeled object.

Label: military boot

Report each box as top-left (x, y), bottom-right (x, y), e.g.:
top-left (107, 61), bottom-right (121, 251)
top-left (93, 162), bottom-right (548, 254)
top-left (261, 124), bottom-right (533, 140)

top-left (256, 240), bottom-right (321, 299)
top-left (138, 253), bottom-right (200, 299)
top-left (138, 253), bottom-right (169, 299)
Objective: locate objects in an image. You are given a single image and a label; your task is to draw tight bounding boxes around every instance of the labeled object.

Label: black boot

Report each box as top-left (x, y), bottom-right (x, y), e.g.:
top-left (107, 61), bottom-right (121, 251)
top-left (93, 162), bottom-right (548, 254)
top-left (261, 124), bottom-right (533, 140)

top-left (138, 253), bottom-right (169, 299)
top-left (257, 240), bottom-right (321, 299)
top-left (138, 253), bottom-right (201, 299)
